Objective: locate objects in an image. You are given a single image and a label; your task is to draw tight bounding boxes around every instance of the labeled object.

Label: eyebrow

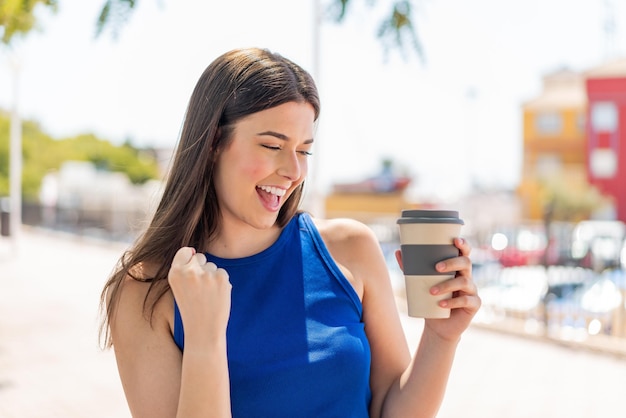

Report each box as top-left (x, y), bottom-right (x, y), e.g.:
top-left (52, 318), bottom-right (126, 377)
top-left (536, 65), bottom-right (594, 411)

top-left (257, 131), bottom-right (314, 144)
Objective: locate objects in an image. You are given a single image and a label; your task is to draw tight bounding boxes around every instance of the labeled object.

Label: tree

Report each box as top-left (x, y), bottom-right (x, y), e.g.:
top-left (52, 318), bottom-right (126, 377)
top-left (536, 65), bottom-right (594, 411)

top-left (95, 0), bottom-right (425, 61)
top-left (0, 1), bottom-right (424, 57)
top-left (0, 0), bottom-right (58, 238)
top-left (95, 0), bottom-right (135, 39)
top-left (540, 177), bottom-right (611, 224)
top-left (0, 111), bottom-right (161, 201)
top-left (540, 176), bottom-right (613, 267)
top-left (328, 0), bottom-right (423, 61)
top-left (0, 0), bottom-right (57, 45)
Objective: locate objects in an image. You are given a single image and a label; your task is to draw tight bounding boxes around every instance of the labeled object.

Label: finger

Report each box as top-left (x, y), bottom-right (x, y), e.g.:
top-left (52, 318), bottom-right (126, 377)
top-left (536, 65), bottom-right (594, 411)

top-left (215, 267), bottom-right (230, 281)
top-left (172, 247), bottom-right (195, 267)
top-left (440, 293), bottom-right (482, 311)
top-left (436, 255), bottom-right (471, 273)
top-left (432, 274), bottom-right (477, 296)
top-left (202, 262), bottom-right (218, 273)
top-left (193, 252), bottom-right (207, 266)
top-left (455, 237), bottom-right (472, 256)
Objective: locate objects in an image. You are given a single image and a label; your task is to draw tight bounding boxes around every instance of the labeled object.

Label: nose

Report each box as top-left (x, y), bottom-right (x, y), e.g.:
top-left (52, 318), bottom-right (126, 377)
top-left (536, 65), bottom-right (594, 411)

top-left (277, 151), bottom-right (304, 181)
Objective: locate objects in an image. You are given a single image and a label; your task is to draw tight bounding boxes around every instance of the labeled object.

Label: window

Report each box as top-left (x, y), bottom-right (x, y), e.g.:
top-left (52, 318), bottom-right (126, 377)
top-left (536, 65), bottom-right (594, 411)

top-left (535, 112), bottom-right (562, 134)
top-left (590, 148), bottom-right (617, 178)
top-left (591, 101), bottom-right (618, 132)
top-left (535, 154), bottom-right (562, 179)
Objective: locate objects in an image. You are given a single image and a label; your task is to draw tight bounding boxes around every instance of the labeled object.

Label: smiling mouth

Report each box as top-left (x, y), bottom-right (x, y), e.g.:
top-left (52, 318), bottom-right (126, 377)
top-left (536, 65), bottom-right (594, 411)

top-left (256, 185), bottom-right (287, 211)
top-left (257, 185), bottom-right (287, 197)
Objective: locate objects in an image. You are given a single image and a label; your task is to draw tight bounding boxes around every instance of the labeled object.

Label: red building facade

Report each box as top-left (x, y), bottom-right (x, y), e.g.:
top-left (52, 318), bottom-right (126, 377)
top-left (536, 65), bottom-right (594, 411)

top-left (585, 58), bottom-right (626, 223)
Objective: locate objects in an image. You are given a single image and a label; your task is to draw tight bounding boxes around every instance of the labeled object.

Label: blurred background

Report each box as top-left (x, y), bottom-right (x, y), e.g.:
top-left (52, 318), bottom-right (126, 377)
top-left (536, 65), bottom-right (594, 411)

top-left (1, 0), bottom-right (626, 417)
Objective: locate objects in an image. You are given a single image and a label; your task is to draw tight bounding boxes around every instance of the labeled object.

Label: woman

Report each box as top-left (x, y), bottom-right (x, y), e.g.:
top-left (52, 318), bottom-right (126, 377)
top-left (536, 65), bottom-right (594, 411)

top-left (100, 47), bottom-right (480, 418)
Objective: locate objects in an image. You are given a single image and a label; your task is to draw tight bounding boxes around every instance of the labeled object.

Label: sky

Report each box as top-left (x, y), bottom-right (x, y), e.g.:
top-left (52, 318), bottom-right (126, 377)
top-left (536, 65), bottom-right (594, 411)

top-left (1, 0), bottom-right (626, 202)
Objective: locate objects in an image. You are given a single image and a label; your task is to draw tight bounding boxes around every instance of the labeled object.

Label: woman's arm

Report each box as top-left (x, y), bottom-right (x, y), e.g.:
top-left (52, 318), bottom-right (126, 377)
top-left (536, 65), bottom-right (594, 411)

top-left (321, 219), bottom-right (479, 418)
top-left (111, 247), bottom-right (232, 418)
top-left (379, 237), bottom-right (479, 417)
top-left (385, 237), bottom-right (479, 417)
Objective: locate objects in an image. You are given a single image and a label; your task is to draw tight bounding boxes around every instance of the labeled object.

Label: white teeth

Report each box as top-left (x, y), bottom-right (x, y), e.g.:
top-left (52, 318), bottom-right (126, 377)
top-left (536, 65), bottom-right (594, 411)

top-left (258, 185), bottom-right (286, 197)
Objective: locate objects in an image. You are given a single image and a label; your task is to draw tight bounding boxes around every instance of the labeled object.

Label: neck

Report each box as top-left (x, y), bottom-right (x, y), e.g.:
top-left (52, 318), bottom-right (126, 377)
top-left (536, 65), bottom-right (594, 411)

top-left (206, 219), bottom-right (283, 259)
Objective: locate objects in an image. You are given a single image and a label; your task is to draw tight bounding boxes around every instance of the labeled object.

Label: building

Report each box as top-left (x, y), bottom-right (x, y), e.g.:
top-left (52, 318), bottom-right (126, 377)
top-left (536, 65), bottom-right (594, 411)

top-left (584, 57), bottom-right (626, 222)
top-left (518, 69), bottom-right (588, 220)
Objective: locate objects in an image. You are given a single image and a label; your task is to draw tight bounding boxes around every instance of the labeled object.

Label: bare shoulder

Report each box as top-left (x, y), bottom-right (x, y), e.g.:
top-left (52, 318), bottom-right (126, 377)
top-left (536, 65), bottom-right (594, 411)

top-left (311, 217), bottom-right (379, 249)
top-left (311, 217), bottom-right (387, 297)
top-left (110, 269), bottom-right (174, 345)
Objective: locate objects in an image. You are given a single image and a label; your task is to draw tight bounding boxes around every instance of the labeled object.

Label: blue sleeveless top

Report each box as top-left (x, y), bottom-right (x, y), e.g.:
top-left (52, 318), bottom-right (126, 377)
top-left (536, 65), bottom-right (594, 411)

top-left (173, 212), bottom-right (372, 417)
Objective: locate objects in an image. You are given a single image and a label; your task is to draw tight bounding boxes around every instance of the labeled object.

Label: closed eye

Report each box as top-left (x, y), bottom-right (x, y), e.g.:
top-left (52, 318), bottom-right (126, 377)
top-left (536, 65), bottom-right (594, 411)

top-left (262, 144), bottom-right (312, 156)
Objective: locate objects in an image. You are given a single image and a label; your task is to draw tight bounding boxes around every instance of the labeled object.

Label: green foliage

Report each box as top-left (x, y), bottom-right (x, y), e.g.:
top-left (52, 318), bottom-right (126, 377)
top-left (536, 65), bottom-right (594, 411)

top-left (376, 1), bottom-right (423, 62)
top-left (0, 115), bottom-right (9, 193)
top-left (541, 176), bottom-right (612, 223)
top-left (327, 0), bottom-right (424, 62)
top-left (1, 0), bottom-right (424, 58)
top-left (0, 110), bottom-right (161, 201)
top-left (0, 0), bottom-right (57, 44)
top-left (95, 0), bottom-right (136, 39)
top-left (329, 0), bottom-right (351, 21)
top-left (94, 0), bottom-right (424, 61)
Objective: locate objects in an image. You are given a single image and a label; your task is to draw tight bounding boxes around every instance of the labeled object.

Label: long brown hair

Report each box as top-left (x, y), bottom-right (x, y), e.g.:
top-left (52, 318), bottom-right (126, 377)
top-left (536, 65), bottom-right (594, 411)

top-left (99, 48), bottom-right (320, 347)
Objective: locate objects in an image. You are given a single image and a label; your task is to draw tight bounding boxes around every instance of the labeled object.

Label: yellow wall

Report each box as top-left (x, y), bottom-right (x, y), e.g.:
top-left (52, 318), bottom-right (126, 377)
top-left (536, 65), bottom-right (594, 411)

top-left (518, 106), bottom-right (587, 220)
top-left (523, 108), bottom-right (584, 142)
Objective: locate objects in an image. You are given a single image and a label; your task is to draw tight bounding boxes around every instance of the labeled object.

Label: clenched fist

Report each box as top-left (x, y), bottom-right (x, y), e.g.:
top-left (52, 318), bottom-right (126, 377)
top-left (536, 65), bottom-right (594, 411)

top-left (168, 247), bottom-right (232, 345)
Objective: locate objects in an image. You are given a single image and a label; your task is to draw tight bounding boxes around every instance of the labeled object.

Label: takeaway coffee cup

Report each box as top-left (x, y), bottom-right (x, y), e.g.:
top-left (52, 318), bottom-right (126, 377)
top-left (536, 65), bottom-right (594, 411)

top-left (397, 209), bottom-right (464, 318)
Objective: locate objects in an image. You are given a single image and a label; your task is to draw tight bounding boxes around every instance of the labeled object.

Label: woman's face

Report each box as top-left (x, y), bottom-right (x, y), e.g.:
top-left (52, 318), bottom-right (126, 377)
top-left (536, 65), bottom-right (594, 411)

top-left (213, 101), bottom-right (315, 232)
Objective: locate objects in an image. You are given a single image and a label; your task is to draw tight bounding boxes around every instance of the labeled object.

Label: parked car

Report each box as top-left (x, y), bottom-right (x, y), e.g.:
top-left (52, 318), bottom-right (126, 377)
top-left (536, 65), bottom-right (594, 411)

top-left (489, 224), bottom-right (547, 267)
top-left (571, 220), bottom-right (626, 271)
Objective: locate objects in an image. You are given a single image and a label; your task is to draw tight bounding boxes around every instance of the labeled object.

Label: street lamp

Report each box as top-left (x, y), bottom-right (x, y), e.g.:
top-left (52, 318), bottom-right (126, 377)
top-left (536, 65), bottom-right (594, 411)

top-left (302, 0), bottom-right (325, 218)
top-left (8, 51), bottom-right (22, 250)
